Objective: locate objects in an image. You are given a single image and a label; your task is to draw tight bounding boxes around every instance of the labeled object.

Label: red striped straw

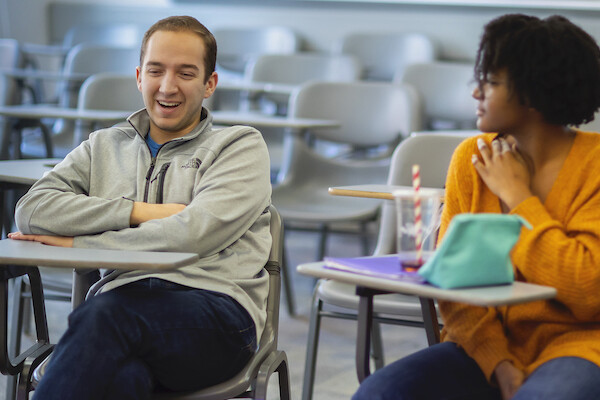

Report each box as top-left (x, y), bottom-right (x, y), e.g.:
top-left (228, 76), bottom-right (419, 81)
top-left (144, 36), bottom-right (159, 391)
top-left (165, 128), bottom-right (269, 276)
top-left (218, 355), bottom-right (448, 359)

top-left (412, 164), bottom-right (423, 264)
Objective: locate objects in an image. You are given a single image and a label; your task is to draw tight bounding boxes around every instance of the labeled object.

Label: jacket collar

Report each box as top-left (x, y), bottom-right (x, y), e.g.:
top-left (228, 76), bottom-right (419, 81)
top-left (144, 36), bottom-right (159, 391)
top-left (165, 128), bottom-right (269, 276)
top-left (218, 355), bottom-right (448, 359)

top-left (127, 107), bottom-right (213, 142)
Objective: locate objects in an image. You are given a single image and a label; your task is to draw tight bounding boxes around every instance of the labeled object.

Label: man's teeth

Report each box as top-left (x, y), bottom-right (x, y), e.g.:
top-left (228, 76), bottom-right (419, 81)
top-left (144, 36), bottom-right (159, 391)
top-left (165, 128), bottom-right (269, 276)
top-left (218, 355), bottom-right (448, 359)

top-left (158, 101), bottom-right (179, 107)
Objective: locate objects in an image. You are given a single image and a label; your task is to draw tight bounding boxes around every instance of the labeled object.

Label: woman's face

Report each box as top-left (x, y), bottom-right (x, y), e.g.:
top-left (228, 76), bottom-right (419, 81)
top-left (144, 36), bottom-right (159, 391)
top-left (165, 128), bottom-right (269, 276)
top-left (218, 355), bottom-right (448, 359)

top-left (472, 69), bottom-right (531, 134)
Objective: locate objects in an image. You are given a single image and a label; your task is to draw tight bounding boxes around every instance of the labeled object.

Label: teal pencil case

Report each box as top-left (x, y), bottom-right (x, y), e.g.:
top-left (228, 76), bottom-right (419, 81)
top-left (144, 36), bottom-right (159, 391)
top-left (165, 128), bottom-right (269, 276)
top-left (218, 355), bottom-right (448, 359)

top-left (418, 213), bottom-right (531, 289)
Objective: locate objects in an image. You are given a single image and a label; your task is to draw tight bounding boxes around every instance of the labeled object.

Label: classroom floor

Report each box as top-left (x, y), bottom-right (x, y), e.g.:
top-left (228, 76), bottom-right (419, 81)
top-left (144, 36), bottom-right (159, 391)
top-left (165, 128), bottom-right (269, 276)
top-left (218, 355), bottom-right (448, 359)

top-left (1, 228), bottom-right (430, 400)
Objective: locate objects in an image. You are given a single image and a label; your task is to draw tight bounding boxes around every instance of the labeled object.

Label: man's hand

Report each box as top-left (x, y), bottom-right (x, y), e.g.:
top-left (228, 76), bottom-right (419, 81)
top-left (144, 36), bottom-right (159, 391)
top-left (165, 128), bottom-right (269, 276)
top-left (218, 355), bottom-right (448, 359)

top-left (472, 137), bottom-right (533, 210)
top-left (130, 202), bottom-right (186, 226)
top-left (494, 360), bottom-right (525, 400)
top-left (8, 232), bottom-right (74, 247)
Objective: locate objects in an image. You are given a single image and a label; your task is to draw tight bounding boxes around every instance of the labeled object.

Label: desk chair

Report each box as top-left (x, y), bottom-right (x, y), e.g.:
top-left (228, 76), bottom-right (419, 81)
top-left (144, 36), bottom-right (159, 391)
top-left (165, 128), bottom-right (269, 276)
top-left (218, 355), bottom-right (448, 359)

top-left (242, 52), bottom-right (362, 178)
top-left (20, 23), bottom-right (141, 70)
top-left (271, 81), bottom-right (421, 313)
top-left (73, 72), bottom-right (144, 144)
top-left (244, 52), bottom-right (362, 114)
top-left (395, 61), bottom-right (477, 130)
top-left (334, 32), bottom-right (438, 81)
top-left (0, 39), bottom-right (24, 160)
top-left (20, 45), bottom-right (139, 158)
top-left (301, 133), bottom-right (466, 400)
top-left (214, 26), bottom-right (301, 77)
top-left (18, 205), bottom-right (290, 400)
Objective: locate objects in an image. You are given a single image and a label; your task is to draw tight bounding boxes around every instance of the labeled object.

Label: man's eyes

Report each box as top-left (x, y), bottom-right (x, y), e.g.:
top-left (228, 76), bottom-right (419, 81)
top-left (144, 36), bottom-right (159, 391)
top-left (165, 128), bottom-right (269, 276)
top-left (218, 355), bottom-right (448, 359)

top-left (146, 70), bottom-right (195, 79)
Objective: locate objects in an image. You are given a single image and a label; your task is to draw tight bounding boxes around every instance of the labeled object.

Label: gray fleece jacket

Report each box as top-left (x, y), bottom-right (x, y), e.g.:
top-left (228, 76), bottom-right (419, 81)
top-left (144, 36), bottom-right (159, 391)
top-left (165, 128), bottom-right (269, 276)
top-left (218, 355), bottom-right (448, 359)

top-left (15, 108), bottom-right (272, 339)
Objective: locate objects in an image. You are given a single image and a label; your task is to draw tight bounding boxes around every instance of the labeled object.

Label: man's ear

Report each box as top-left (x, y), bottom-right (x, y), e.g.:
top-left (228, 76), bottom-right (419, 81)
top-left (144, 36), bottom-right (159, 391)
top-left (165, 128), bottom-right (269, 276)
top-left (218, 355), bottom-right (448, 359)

top-left (204, 71), bottom-right (218, 99)
top-left (136, 66), bottom-right (143, 92)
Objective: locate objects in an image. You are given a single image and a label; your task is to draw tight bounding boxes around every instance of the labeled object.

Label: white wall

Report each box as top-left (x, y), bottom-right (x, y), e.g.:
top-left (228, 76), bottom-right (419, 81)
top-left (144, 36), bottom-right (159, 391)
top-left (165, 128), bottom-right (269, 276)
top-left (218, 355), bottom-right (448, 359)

top-left (4, 1), bottom-right (600, 62)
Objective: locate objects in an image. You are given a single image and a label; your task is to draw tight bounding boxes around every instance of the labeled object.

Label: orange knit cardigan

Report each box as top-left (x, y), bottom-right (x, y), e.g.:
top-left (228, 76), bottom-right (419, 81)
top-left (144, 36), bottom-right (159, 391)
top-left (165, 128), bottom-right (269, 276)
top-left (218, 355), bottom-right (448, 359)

top-left (438, 131), bottom-right (600, 382)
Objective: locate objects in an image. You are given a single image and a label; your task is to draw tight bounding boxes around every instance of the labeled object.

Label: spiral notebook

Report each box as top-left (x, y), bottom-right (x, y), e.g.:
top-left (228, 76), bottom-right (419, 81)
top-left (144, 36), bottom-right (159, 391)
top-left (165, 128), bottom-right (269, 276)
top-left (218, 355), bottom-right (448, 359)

top-left (324, 255), bottom-right (425, 283)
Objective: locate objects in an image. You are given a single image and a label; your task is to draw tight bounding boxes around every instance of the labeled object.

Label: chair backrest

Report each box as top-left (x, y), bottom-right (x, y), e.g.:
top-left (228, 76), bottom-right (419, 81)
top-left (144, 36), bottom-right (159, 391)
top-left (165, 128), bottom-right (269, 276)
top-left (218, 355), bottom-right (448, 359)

top-left (288, 80), bottom-right (422, 147)
top-left (59, 44), bottom-right (139, 108)
top-left (0, 38), bottom-right (22, 106)
top-left (61, 23), bottom-right (142, 49)
top-left (335, 32), bottom-right (438, 81)
top-left (73, 73), bottom-right (144, 145)
top-left (77, 73), bottom-right (143, 111)
top-left (244, 52), bottom-right (362, 115)
top-left (396, 61), bottom-right (477, 130)
top-left (262, 205), bottom-right (284, 349)
top-left (245, 53), bottom-right (361, 85)
top-left (213, 26), bottom-right (301, 74)
top-left (214, 26), bottom-right (301, 74)
top-left (372, 133), bottom-right (467, 255)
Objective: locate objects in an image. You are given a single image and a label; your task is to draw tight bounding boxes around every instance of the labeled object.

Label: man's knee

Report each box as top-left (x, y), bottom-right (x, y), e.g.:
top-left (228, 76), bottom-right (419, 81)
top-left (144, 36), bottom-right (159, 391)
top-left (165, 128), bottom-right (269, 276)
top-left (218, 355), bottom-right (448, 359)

top-left (68, 292), bottom-right (131, 330)
top-left (105, 358), bottom-right (153, 399)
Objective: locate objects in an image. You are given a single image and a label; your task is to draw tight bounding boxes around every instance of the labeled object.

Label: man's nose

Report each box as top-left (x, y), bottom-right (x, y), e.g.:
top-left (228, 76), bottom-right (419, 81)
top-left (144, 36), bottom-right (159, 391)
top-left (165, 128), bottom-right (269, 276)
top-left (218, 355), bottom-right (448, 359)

top-left (159, 72), bottom-right (178, 94)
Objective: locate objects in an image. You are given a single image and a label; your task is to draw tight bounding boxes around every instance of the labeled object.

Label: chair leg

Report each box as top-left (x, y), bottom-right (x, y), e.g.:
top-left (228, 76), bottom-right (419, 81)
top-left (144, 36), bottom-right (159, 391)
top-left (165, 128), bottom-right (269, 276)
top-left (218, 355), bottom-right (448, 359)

top-left (280, 235), bottom-right (296, 316)
top-left (6, 277), bottom-right (26, 400)
top-left (301, 285), bottom-right (324, 400)
top-left (360, 221), bottom-right (370, 256)
top-left (355, 287), bottom-right (375, 383)
top-left (316, 224), bottom-right (328, 261)
top-left (276, 352), bottom-right (291, 400)
top-left (370, 320), bottom-right (385, 370)
top-left (254, 351), bottom-right (290, 400)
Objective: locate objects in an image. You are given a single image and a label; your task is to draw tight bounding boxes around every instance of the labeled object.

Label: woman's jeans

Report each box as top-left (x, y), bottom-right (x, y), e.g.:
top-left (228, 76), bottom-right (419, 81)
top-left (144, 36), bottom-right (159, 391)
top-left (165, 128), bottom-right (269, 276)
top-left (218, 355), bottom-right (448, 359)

top-left (33, 278), bottom-right (257, 400)
top-left (353, 342), bottom-right (600, 400)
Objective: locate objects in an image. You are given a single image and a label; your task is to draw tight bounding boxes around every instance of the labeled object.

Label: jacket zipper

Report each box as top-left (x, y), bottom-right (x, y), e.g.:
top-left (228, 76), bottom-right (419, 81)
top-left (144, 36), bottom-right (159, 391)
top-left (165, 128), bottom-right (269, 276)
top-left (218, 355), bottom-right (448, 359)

top-left (155, 162), bottom-right (171, 204)
top-left (143, 158), bottom-right (156, 203)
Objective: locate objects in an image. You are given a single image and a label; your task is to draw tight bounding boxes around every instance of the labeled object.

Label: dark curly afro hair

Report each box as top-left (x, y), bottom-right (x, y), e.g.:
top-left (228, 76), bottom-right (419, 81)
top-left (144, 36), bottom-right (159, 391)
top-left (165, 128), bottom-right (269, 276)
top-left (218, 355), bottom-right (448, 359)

top-left (475, 14), bottom-right (600, 127)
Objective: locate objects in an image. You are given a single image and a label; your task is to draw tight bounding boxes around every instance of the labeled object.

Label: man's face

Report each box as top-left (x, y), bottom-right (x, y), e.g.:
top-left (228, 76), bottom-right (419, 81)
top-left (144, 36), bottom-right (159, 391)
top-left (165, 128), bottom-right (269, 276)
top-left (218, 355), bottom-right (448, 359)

top-left (136, 30), bottom-right (217, 143)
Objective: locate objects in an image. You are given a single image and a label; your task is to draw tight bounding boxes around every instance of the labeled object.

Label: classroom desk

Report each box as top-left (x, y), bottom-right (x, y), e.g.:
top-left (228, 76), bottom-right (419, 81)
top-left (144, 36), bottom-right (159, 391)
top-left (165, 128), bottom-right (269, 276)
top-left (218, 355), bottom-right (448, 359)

top-left (0, 105), bottom-right (339, 137)
top-left (1, 68), bottom-right (90, 104)
top-left (328, 184), bottom-right (443, 201)
top-left (297, 260), bottom-right (557, 382)
top-left (216, 80), bottom-right (297, 96)
top-left (0, 105), bottom-right (131, 158)
top-left (0, 105), bottom-right (338, 158)
top-left (0, 239), bottom-right (199, 272)
top-left (211, 110), bottom-right (339, 130)
top-left (0, 238), bottom-right (199, 391)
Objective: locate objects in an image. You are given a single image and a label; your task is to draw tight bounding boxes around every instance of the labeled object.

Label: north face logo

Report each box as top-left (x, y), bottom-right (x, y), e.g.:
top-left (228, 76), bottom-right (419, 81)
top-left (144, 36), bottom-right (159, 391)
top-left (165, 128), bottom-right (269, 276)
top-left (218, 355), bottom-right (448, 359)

top-left (181, 158), bottom-right (202, 169)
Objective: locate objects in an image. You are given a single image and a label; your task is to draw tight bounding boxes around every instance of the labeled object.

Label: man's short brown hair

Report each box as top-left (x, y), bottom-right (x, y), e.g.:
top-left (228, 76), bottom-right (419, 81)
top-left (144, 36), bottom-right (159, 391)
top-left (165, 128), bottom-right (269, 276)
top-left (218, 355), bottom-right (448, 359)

top-left (140, 16), bottom-right (217, 83)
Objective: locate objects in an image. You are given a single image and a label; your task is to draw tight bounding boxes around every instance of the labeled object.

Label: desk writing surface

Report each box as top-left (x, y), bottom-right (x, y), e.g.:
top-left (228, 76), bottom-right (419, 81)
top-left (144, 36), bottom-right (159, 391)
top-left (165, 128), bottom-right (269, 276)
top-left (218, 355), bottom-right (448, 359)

top-left (0, 240), bottom-right (199, 271)
top-left (297, 261), bottom-right (556, 306)
top-left (0, 105), bottom-right (130, 122)
top-left (0, 68), bottom-right (89, 82)
top-left (0, 106), bottom-right (339, 131)
top-left (0, 158), bottom-right (61, 185)
top-left (211, 111), bottom-right (340, 129)
top-left (216, 80), bottom-right (297, 95)
top-left (328, 185), bottom-right (444, 201)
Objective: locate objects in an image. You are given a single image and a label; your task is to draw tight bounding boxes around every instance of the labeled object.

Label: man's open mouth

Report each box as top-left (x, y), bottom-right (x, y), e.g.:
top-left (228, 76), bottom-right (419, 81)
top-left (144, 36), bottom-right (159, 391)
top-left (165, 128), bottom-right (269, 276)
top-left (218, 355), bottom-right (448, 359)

top-left (158, 100), bottom-right (180, 108)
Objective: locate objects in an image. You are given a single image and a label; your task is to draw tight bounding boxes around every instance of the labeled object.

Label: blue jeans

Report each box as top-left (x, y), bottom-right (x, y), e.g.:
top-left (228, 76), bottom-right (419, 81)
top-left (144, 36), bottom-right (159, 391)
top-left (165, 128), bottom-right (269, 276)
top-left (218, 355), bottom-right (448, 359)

top-left (353, 342), bottom-right (600, 400)
top-left (33, 278), bottom-right (257, 400)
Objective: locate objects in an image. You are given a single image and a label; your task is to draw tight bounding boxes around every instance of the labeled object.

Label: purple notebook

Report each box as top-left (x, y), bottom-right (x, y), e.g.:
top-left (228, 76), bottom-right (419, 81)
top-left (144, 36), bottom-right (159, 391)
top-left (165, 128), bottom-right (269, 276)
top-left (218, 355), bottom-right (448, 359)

top-left (324, 255), bottom-right (425, 283)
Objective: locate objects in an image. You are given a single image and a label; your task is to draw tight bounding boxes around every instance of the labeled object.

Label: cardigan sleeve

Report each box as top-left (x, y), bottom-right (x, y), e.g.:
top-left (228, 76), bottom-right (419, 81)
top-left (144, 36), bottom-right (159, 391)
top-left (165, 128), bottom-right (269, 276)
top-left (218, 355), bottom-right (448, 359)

top-left (509, 157), bottom-right (600, 321)
top-left (438, 136), bottom-right (524, 381)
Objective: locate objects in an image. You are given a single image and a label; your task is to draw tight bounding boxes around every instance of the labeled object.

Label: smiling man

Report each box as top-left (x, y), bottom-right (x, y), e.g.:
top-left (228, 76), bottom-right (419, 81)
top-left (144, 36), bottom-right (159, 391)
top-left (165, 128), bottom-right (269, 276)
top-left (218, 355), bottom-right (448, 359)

top-left (11, 16), bottom-right (272, 400)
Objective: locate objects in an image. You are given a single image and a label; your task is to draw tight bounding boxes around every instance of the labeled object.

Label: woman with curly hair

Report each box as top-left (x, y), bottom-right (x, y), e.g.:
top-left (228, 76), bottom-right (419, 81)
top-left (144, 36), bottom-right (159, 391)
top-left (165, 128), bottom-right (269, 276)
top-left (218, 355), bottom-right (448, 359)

top-left (353, 14), bottom-right (600, 400)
